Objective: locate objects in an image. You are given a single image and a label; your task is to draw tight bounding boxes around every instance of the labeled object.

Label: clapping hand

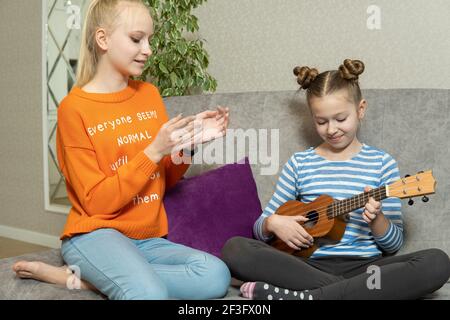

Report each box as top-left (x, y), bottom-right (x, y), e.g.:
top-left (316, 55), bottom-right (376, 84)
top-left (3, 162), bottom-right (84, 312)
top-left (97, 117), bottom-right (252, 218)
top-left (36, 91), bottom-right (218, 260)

top-left (194, 106), bottom-right (229, 144)
top-left (174, 106), bottom-right (230, 151)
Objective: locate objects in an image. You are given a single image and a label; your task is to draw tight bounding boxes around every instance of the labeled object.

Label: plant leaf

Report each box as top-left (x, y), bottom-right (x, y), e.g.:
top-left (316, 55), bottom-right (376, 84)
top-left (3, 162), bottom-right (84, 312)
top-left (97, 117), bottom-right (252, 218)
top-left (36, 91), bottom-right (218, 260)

top-left (170, 72), bottom-right (178, 86)
top-left (176, 42), bottom-right (188, 55)
top-left (159, 61), bottom-right (169, 74)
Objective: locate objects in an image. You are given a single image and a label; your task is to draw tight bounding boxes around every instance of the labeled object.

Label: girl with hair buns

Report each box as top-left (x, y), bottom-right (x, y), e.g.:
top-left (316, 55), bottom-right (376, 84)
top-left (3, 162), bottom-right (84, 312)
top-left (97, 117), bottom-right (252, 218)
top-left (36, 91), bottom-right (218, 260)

top-left (222, 59), bottom-right (450, 300)
top-left (12, 0), bottom-right (231, 300)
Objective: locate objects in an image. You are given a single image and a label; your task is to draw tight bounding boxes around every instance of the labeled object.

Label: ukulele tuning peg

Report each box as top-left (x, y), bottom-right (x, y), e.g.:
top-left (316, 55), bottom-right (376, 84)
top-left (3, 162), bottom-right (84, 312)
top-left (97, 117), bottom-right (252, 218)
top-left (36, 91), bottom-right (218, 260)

top-left (422, 196), bottom-right (429, 203)
top-left (408, 198), bottom-right (414, 206)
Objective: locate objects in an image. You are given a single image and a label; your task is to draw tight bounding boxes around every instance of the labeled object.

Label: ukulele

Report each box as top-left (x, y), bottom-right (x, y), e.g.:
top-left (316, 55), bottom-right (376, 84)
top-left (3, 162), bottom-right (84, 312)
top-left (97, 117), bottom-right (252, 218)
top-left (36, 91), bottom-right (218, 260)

top-left (269, 170), bottom-right (436, 258)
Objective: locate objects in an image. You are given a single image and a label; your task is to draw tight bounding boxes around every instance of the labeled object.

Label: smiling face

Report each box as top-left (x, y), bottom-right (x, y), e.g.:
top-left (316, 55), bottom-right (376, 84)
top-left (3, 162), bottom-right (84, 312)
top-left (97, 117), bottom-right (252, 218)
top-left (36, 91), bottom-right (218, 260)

top-left (309, 89), bottom-right (366, 150)
top-left (97, 1), bottom-right (154, 78)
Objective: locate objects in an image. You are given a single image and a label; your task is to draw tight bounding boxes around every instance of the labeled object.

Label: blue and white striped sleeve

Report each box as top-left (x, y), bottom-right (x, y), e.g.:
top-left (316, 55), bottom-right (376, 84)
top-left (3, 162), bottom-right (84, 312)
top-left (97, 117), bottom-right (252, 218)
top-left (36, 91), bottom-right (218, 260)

top-left (374, 152), bottom-right (404, 253)
top-left (254, 154), bottom-right (299, 242)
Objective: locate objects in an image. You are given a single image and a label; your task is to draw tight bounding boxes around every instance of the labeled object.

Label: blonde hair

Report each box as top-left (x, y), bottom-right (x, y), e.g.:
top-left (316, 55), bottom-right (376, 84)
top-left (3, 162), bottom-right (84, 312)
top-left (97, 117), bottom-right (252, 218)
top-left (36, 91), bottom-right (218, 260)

top-left (75, 0), bottom-right (147, 88)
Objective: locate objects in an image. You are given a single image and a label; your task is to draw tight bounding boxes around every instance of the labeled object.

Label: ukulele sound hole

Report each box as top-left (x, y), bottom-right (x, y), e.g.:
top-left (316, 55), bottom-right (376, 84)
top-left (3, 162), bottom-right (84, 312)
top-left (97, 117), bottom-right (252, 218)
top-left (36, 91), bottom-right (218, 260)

top-left (303, 210), bottom-right (319, 228)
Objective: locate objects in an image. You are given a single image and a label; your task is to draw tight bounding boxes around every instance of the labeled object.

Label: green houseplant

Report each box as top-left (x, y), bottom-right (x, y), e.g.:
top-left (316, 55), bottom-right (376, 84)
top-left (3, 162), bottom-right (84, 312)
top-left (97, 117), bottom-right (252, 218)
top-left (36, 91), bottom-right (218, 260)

top-left (139, 0), bottom-right (217, 97)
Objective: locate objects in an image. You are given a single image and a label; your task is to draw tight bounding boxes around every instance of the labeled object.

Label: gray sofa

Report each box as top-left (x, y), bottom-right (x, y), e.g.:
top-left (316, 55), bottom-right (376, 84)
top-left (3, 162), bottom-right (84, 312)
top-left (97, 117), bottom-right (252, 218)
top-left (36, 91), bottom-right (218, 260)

top-left (1, 89), bottom-right (449, 299)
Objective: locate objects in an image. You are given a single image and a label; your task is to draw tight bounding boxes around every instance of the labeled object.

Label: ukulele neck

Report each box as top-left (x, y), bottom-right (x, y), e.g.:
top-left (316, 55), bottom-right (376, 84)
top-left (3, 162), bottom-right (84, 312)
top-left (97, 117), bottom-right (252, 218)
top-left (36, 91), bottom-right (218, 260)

top-left (330, 186), bottom-right (388, 218)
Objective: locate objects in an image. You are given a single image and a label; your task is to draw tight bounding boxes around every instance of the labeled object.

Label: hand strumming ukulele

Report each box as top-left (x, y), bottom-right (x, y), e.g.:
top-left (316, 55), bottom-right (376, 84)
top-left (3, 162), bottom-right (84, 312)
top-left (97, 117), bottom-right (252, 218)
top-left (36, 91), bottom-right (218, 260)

top-left (269, 170), bottom-right (436, 258)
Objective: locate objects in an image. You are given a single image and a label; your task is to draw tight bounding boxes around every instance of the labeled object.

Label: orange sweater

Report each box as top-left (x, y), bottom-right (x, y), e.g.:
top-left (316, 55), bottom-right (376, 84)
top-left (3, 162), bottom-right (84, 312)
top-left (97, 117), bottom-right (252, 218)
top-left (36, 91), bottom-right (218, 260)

top-left (56, 79), bottom-right (189, 240)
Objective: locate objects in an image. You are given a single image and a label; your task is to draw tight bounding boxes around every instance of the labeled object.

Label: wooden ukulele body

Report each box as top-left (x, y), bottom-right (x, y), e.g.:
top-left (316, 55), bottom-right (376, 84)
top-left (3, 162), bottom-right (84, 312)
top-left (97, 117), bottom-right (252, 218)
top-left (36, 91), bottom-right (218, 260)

top-left (269, 195), bottom-right (347, 258)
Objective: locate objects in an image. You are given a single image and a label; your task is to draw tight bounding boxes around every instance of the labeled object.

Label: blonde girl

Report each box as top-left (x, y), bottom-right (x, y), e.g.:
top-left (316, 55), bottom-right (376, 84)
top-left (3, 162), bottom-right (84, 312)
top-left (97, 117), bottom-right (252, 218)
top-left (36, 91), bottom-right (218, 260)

top-left (13, 0), bottom-right (231, 300)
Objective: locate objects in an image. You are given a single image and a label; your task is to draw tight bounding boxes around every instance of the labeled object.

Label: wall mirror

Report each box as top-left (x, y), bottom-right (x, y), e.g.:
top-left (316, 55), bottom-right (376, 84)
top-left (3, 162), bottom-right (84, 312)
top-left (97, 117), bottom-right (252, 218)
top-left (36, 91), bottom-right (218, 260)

top-left (43, 0), bottom-right (88, 214)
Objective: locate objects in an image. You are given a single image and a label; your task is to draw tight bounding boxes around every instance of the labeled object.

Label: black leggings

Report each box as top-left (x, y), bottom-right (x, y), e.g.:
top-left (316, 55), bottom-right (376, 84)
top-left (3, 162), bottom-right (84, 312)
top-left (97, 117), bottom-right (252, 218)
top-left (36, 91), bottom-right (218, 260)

top-left (221, 237), bottom-right (450, 300)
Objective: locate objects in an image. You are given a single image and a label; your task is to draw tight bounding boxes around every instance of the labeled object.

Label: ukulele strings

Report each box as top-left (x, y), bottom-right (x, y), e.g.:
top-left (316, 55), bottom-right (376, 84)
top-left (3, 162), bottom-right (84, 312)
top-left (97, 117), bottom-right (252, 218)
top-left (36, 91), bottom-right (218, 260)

top-left (279, 185), bottom-right (426, 224)
top-left (278, 187), bottom-right (386, 222)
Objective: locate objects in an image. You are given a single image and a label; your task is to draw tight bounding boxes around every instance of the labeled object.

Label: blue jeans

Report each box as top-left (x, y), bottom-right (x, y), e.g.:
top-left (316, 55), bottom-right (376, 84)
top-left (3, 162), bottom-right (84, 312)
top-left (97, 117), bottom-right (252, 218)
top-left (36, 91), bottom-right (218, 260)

top-left (61, 228), bottom-right (231, 300)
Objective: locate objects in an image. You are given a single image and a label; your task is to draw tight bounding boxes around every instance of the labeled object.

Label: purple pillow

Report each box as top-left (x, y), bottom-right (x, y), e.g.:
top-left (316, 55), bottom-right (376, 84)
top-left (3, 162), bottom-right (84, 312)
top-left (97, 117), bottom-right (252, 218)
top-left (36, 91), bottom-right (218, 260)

top-left (164, 157), bottom-right (262, 257)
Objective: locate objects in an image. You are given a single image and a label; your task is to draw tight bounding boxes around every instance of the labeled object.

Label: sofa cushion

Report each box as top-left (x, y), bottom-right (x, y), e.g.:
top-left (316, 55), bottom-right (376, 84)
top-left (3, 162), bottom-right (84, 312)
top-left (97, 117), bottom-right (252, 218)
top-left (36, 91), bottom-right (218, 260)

top-left (164, 157), bottom-right (262, 257)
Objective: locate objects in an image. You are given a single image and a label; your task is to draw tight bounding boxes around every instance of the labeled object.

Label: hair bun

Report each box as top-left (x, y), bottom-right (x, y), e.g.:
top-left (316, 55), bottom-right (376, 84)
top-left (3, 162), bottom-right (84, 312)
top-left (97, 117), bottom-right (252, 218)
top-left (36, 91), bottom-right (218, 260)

top-left (339, 59), bottom-right (365, 80)
top-left (293, 66), bottom-right (319, 89)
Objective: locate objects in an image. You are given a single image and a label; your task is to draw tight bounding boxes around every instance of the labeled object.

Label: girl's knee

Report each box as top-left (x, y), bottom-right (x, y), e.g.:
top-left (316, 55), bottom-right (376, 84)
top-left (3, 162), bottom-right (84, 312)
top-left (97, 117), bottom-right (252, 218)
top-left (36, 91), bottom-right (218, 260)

top-left (416, 248), bottom-right (450, 292)
top-left (222, 236), bottom-right (248, 253)
top-left (427, 248), bottom-right (450, 282)
top-left (221, 236), bottom-right (252, 266)
top-left (200, 255), bottom-right (231, 298)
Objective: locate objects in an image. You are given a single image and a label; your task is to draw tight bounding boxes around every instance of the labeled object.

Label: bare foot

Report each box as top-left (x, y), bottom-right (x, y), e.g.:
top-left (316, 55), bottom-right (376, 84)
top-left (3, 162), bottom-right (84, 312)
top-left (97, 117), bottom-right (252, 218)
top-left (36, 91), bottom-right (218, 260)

top-left (12, 261), bottom-right (97, 291)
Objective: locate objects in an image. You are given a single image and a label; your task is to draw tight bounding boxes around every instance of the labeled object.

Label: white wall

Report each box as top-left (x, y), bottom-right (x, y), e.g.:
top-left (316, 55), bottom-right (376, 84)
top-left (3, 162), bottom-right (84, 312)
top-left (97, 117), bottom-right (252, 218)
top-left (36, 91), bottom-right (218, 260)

top-left (194, 0), bottom-right (450, 93)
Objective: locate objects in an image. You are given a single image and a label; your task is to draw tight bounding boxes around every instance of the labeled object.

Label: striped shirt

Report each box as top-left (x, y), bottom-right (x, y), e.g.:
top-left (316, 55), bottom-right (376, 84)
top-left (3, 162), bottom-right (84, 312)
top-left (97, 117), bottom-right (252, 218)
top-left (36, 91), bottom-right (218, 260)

top-left (254, 143), bottom-right (403, 258)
